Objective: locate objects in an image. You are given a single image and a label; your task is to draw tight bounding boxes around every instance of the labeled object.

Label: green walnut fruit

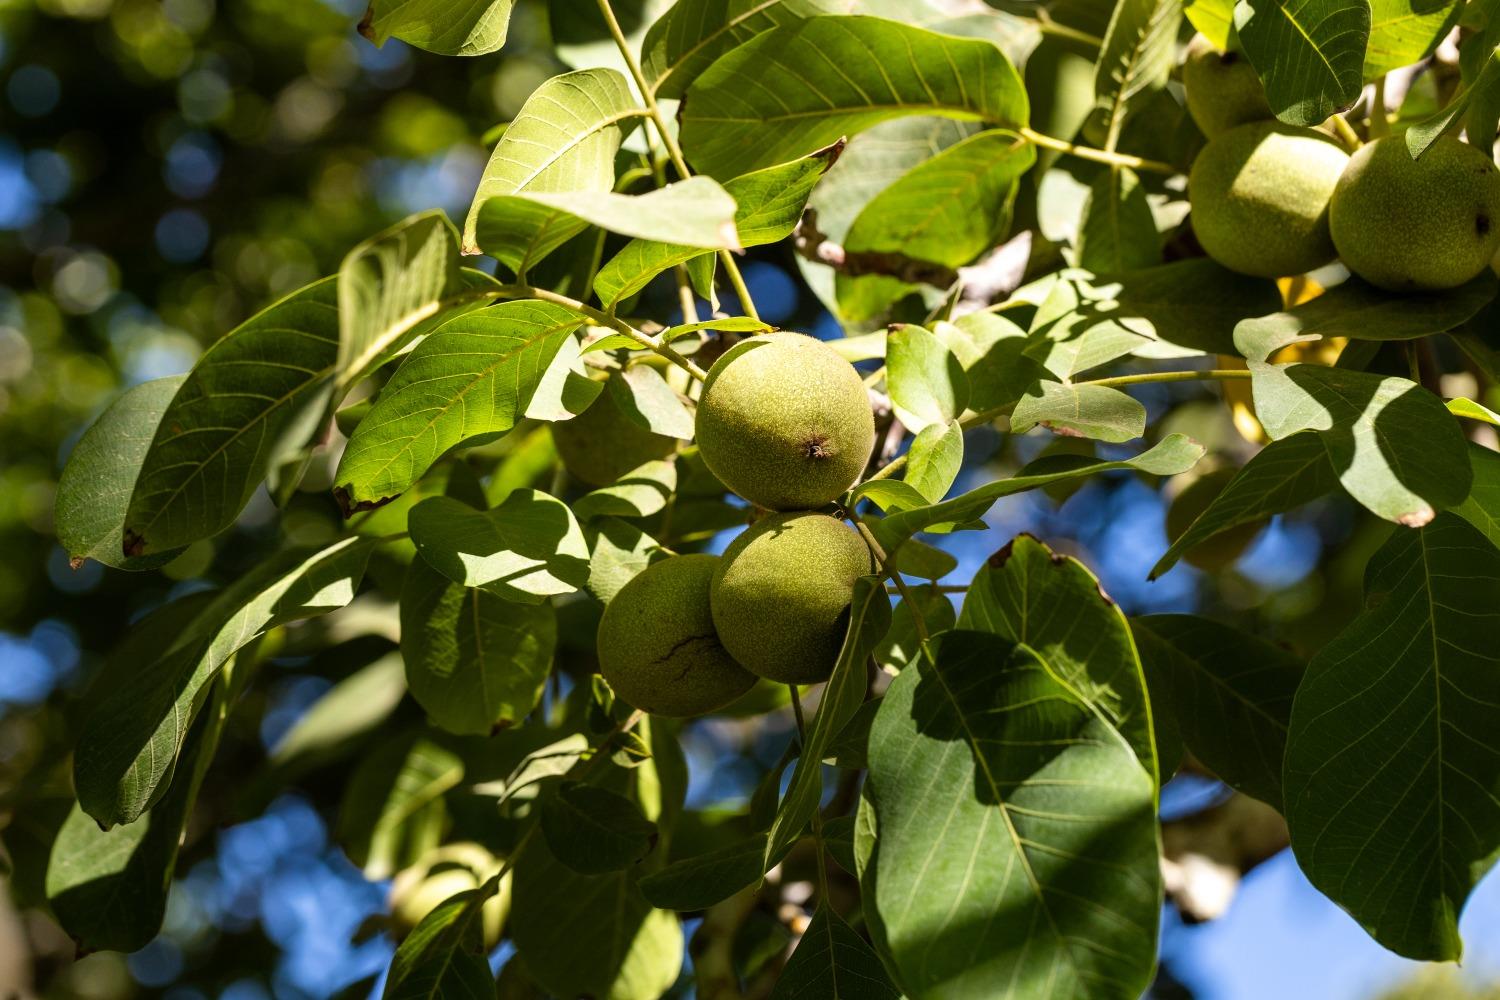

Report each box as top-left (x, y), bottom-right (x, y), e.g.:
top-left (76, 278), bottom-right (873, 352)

top-left (696, 334), bottom-right (876, 511)
top-left (551, 378), bottom-right (677, 487)
top-left (1165, 467), bottom-right (1265, 572)
top-left (1330, 135), bottom-right (1500, 291)
top-left (1189, 120), bottom-right (1349, 278)
top-left (711, 512), bottom-right (874, 684)
top-left (389, 843), bottom-right (510, 947)
top-left (1182, 35), bottom-right (1273, 138)
top-left (597, 554), bottom-right (756, 717)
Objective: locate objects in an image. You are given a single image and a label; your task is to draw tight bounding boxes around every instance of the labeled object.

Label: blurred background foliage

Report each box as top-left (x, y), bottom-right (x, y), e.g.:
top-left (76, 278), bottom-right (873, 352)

top-left (2, 0), bottom-right (1500, 997)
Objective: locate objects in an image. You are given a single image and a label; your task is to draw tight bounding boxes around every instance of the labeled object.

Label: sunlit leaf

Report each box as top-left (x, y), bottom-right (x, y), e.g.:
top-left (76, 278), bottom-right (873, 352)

top-left (641, 0), bottom-right (847, 98)
top-left (1234, 0), bottom-right (1370, 126)
top-left (271, 652), bottom-right (408, 766)
top-left (340, 736), bottom-right (464, 879)
top-left (680, 15), bottom-right (1028, 179)
top-left (360, 0), bottom-right (514, 55)
top-left (1248, 361), bottom-right (1471, 525)
top-left (410, 491), bottom-right (589, 602)
top-left (1364, 0), bottom-right (1460, 78)
top-left (335, 302), bottom-right (583, 511)
top-left (1011, 381), bottom-right (1147, 443)
top-left (904, 419), bottom-right (963, 503)
top-left (887, 324), bottom-right (969, 433)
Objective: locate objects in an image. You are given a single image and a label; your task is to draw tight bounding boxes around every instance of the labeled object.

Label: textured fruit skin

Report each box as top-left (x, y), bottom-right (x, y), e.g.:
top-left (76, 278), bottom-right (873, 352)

top-left (1189, 121), bottom-right (1349, 278)
top-left (711, 512), bottom-right (875, 684)
top-left (1330, 135), bottom-right (1500, 291)
top-left (695, 334), bottom-right (876, 511)
top-left (597, 554), bottom-right (755, 717)
top-left (551, 378), bottom-right (677, 487)
top-left (1182, 35), bottom-right (1272, 138)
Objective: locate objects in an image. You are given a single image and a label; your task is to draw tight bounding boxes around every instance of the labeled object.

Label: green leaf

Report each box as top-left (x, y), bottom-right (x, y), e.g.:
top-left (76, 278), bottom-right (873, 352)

top-left (340, 736), bottom-right (464, 879)
top-left (1408, 49), bottom-right (1500, 157)
top-left (905, 419), bottom-right (963, 503)
top-left (1134, 614), bottom-right (1301, 807)
top-left (639, 832), bottom-right (790, 910)
top-left (944, 312), bottom-right (1049, 413)
top-left (400, 558), bottom-right (556, 736)
top-left (1233, 273), bottom-right (1498, 362)
top-left (876, 434), bottom-right (1205, 550)
top-left (337, 209), bottom-right (465, 391)
top-left (475, 177), bottom-right (741, 271)
top-left (1284, 514), bottom-right (1500, 960)
top-left (47, 684), bottom-right (225, 953)
top-left (769, 905), bottom-right (901, 1000)
top-left (640, 0), bottom-right (843, 98)
top-left (573, 460), bottom-right (678, 521)
top-left (1450, 396), bottom-right (1500, 428)
top-left (540, 781), bottom-right (659, 874)
top-left (1095, 0), bottom-right (1182, 115)
top-left (1186, 0), bottom-right (1235, 45)
top-left (887, 323), bottom-right (969, 432)
top-left (122, 277), bottom-right (339, 556)
top-left (1453, 441), bottom-right (1500, 548)
top-left (271, 652), bottom-right (407, 766)
top-left (959, 534), bottom-right (1158, 775)
top-left (359, 0), bottom-right (513, 55)
top-left (334, 302), bottom-right (583, 511)
top-left (55, 375), bottom-right (186, 571)
top-left (1248, 361), bottom-right (1471, 525)
top-left (512, 838), bottom-right (682, 1000)
top-left (765, 577), bottom-right (892, 870)
top-left (861, 631), bottom-right (1160, 998)
top-left (835, 130), bottom-right (1034, 320)
top-left (680, 15), bottom-right (1028, 179)
top-left (1011, 381), bottom-right (1147, 443)
top-left (1150, 431), bottom-right (1338, 578)
top-left (410, 491), bottom-right (589, 602)
top-left (1077, 167), bottom-right (1160, 274)
top-left (462, 69), bottom-right (643, 259)
top-left (1234, 0), bottom-right (1371, 126)
top-left (586, 519), bottom-right (663, 604)
top-left (1364, 0), bottom-right (1460, 78)
top-left (383, 884), bottom-right (499, 1000)
top-left (594, 144), bottom-right (841, 307)
top-left (75, 537), bottom-right (376, 827)
top-left (610, 364), bottom-right (695, 439)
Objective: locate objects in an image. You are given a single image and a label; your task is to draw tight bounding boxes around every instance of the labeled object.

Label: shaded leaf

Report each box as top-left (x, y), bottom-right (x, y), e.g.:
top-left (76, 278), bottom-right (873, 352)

top-left (1077, 167), bottom-right (1160, 274)
top-left (271, 652), bottom-right (407, 766)
top-left (1453, 441), bottom-right (1500, 549)
top-left (1134, 614), bottom-right (1301, 808)
top-left (680, 15), bottom-right (1028, 179)
top-left (540, 781), bottom-right (659, 874)
top-left (573, 459), bottom-right (678, 521)
top-left (1233, 273), bottom-right (1497, 362)
top-left (1364, 0), bottom-right (1460, 78)
top-left (1284, 515), bottom-right (1500, 960)
top-left (1095, 0), bottom-right (1183, 119)
top-left (861, 631), bottom-right (1160, 999)
top-left (640, 833), bottom-right (789, 910)
top-left (75, 537), bottom-right (375, 827)
top-left (123, 278), bottom-right (339, 556)
top-left (383, 883), bottom-right (499, 1000)
top-left (875, 583), bottom-right (956, 672)
top-left (340, 736), bottom-right (464, 879)
top-left (769, 905), bottom-right (900, 1000)
top-left (55, 375), bottom-right (186, 571)
top-left (400, 558), bottom-right (556, 736)
top-left (335, 302), bottom-right (583, 510)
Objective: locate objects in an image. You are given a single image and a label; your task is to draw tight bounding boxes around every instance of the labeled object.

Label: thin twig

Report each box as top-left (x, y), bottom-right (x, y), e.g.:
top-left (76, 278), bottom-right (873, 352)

top-left (1019, 127), bottom-right (1177, 175)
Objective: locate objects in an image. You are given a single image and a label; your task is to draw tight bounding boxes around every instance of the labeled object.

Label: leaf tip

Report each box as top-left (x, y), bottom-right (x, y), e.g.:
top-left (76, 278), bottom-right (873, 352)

top-left (1396, 507), bottom-right (1435, 528)
top-left (68, 554), bottom-right (87, 571)
top-left (355, 4), bottom-right (377, 43)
